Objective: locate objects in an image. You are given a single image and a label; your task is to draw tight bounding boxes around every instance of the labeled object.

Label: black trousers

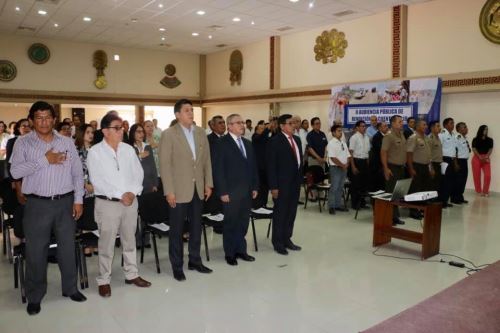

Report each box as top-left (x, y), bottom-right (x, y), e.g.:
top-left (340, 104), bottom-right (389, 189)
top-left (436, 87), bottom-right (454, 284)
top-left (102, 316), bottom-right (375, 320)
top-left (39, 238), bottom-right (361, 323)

top-left (452, 158), bottom-right (468, 202)
top-left (254, 168), bottom-right (269, 209)
top-left (440, 156), bottom-right (457, 204)
top-left (23, 195), bottom-right (78, 303)
top-left (410, 163), bottom-right (432, 193)
top-left (351, 158), bottom-right (369, 208)
top-left (430, 162), bottom-right (442, 193)
top-left (272, 182), bottom-right (301, 251)
top-left (385, 164), bottom-right (405, 219)
top-left (222, 195), bottom-right (252, 257)
top-left (168, 192), bottom-right (202, 271)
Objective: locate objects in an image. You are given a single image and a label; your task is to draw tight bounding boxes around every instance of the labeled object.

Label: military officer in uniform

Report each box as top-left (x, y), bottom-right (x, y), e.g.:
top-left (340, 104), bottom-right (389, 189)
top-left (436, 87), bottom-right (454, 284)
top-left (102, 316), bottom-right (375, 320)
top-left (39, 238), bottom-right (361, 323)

top-left (428, 121), bottom-right (443, 194)
top-left (452, 122), bottom-right (470, 204)
top-left (439, 118), bottom-right (458, 208)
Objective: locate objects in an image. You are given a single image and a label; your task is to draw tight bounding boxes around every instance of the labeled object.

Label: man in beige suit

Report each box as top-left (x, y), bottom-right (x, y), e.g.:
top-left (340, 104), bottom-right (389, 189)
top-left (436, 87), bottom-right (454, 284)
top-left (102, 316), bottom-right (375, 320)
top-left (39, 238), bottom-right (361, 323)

top-left (159, 99), bottom-right (214, 281)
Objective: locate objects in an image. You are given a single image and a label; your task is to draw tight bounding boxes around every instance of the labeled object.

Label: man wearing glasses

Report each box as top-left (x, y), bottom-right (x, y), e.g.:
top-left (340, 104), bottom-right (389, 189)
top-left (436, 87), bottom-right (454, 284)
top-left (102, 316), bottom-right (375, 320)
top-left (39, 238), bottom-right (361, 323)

top-left (267, 114), bottom-right (303, 255)
top-left (87, 112), bottom-right (151, 298)
top-left (11, 101), bottom-right (87, 315)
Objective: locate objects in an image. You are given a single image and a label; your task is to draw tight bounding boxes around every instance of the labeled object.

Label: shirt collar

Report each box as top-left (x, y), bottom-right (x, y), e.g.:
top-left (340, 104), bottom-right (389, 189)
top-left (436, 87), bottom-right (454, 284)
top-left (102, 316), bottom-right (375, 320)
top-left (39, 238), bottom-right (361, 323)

top-left (229, 132), bottom-right (240, 141)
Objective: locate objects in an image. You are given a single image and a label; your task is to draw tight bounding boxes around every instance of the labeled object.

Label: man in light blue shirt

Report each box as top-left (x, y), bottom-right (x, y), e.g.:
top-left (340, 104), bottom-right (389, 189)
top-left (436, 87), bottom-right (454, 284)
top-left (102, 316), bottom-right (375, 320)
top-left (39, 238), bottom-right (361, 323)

top-left (366, 115), bottom-right (378, 139)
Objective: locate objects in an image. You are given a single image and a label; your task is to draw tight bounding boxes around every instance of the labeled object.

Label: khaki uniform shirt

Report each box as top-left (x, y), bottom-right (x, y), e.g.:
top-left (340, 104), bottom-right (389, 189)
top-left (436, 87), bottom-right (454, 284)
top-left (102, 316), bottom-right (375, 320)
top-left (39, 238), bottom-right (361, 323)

top-left (406, 133), bottom-right (431, 164)
top-left (428, 133), bottom-right (443, 163)
top-left (381, 130), bottom-right (407, 166)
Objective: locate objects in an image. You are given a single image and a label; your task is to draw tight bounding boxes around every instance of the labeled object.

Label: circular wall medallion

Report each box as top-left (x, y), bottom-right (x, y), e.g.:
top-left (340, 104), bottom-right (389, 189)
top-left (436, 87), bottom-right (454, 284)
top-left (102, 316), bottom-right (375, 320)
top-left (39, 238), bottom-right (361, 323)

top-left (28, 43), bottom-right (51, 64)
top-left (0, 60), bottom-right (17, 82)
top-left (479, 0), bottom-right (500, 44)
top-left (165, 64), bottom-right (176, 76)
top-left (313, 29), bottom-right (348, 64)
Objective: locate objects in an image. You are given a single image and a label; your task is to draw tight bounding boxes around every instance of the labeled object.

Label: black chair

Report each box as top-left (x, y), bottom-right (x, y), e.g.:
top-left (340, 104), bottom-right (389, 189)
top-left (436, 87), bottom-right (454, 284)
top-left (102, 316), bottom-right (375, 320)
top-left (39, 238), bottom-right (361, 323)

top-left (354, 192), bottom-right (372, 220)
top-left (137, 191), bottom-right (170, 274)
top-left (201, 214), bottom-right (223, 261)
top-left (249, 208), bottom-right (273, 251)
top-left (304, 166), bottom-right (329, 212)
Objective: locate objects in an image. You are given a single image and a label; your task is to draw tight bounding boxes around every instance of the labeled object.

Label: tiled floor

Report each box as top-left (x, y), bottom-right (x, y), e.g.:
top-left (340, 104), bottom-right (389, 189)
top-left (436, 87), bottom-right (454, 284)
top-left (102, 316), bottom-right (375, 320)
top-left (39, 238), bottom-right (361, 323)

top-left (0, 191), bottom-right (498, 333)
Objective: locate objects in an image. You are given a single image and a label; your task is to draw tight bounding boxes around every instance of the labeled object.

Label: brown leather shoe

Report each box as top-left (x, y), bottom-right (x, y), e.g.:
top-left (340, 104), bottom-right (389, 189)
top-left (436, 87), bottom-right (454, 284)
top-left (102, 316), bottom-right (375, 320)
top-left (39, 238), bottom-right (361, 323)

top-left (98, 284), bottom-right (111, 298)
top-left (125, 277), bottom-right (152, 288)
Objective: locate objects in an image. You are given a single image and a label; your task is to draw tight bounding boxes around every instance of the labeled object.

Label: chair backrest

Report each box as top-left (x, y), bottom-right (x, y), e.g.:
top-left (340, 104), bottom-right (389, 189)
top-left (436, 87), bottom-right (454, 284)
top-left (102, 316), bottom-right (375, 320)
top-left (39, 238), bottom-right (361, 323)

top-left (138, 191), bottom-right (169, 224)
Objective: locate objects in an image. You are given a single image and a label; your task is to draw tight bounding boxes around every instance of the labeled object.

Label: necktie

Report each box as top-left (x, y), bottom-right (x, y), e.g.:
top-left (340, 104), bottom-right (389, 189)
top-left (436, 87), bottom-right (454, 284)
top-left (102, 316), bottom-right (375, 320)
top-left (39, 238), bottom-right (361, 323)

top-left (237, 137), bottom-right (246, 158)
top-left (288, 135), bottom-right (298, 161)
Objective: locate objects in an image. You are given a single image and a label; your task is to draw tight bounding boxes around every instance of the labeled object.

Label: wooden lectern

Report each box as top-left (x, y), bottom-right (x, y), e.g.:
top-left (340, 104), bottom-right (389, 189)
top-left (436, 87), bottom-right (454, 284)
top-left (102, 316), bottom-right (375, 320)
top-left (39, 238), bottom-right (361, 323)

top-left (372, 199), bottom-right (442, 259)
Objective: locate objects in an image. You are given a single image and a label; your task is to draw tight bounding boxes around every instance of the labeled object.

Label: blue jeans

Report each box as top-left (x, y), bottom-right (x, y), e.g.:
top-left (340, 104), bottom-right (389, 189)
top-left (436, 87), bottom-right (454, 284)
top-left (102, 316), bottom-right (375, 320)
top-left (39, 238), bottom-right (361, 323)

top-left (328, 166), bottom-right (346, 209)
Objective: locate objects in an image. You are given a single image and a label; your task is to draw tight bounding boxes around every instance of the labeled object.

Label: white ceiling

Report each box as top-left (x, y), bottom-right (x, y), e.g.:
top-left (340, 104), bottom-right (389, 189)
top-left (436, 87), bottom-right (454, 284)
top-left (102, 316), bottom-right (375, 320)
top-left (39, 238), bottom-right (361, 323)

top-left (0, 0), bottom-right (431, 54)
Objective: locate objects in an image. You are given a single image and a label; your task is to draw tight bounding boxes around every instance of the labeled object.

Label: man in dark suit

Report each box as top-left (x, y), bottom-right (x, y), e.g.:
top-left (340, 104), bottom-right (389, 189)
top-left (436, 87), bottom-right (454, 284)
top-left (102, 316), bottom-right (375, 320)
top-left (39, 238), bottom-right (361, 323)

top-left (369, 121), bottom-right (389, 191)
top-left (267, 114), bottom-right (303, 255)
top-left (214, 114), bottom-right (258, 266)
top-left (206, 115), bottom-right (226, 215)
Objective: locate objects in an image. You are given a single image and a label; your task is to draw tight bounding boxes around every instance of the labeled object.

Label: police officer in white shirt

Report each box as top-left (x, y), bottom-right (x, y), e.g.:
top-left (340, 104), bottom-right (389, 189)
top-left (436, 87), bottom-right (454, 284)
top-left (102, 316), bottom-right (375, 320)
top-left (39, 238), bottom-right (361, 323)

top-left (87, 112), bottom-right (151, 298)
top-left (348, 120), bottom-right (371, 210)
top-left (452, 122), bottom-right (470, 204)
top-left (438, 117), bottom-right (458, 208)
top-left (326, 124), bottom-right (351, 214)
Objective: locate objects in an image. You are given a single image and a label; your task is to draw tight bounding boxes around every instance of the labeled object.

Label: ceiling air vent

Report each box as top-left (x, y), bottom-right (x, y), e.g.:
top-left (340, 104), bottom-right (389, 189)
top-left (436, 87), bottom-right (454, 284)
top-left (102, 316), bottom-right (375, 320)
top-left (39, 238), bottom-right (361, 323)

top-left (216, 44), bottom-right (227, 48)
top-left (159, 43), bottom-right (172, 47)
top-left (35, 0), bottom-right (62, 4)
top-left (18, 26), bottom-right (37, 32)
top-left (333, 10), bottom-right (356, 17)
top-left (276, 26), bottom-right (293, 32)
top-left (208, 25), bottom-right (224, 31)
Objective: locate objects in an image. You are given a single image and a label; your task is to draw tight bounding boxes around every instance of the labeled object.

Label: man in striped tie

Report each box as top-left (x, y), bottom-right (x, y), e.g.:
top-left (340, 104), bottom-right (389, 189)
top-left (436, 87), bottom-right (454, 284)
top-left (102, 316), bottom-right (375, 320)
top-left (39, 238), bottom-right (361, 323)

top-left (214, 114), bottom-right (258, 266)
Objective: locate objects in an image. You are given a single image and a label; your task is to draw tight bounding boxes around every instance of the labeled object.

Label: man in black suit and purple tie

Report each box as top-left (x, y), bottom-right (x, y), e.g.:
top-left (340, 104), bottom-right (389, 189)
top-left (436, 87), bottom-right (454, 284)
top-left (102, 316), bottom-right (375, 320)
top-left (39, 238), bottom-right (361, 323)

top-left (267, 114), bottom-right (303, 255)
top-left (214, 114), bottom-right (258, 266)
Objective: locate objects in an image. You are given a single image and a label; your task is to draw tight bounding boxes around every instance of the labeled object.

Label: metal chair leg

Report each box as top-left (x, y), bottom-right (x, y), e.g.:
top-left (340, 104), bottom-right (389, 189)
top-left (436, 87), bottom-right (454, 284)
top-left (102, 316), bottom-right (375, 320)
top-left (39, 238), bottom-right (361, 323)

top-left (140, 227), bottom-right (145, 264)
top-left (20, 255), bottom-right (26, 304)
top-left (251, 218), bottom-right (258, 252)
top-left (81, 243), bottom-right (89, 289)
top-left (267, 219), bottom-right (272, 239)
top-left (14, 256), bottom-right (19, 289)
top-left (151, 233), bottom-right (160, 274)
top-left (202, 224), bottom-right (209, 261)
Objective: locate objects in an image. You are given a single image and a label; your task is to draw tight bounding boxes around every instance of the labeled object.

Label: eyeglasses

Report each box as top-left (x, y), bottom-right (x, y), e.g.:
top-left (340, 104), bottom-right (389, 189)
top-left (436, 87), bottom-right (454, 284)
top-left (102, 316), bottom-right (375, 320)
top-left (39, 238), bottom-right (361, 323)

top-left (230, 121), bottom-right (244, 125)
top-left (107, 126), bottom-right (124, 131)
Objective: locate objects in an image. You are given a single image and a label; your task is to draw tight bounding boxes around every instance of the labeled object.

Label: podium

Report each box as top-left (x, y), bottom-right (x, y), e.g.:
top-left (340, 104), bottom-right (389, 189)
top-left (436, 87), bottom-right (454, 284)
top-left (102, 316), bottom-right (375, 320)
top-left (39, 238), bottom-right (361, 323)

top-left (373, 199), bottom-right (442, 260)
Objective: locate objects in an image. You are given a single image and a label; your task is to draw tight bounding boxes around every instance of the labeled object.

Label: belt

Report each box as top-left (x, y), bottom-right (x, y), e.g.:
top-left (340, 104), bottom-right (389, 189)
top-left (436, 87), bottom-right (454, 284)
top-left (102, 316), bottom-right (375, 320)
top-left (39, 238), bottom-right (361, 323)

top-left (26, 191), bottom-right (74, 200)
top-left (95, 195), bottom-right (121, 202)
top-left (388, 163), bottom-right (405, 168)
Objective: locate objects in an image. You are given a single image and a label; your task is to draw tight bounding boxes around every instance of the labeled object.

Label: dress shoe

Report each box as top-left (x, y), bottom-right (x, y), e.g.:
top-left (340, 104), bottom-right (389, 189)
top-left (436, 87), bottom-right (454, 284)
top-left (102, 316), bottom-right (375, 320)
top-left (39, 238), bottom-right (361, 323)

top-left (335, 207), bottom-right (349, 212)
top-left (409, 212), bottom-right (423, 220)
top-left (236, 253), bottom-right (255, 262)
top-left (62, 291), bottom-right (87, 302)
top-left (451, 200), bottom-right (462, 205)
top-left (188, 262), bottom-right (213, 273)
top-left (285, 242), bottom-right (302, 251)
top-left (442, 203), bottom-right (453, 208)
top-left (461, 200), bottom-right (469, 204)
top-left (392, 218), bottom-right (405, 225)
top-left (329, 208), bottom-right (336, 215)
top-left (125, 276), bottom-right (152, 287)
top-left (275, 248), bottom-right (288, 255)
top-left (225, 256), bottom-right (238, 266)
top-left (27, 303), bottom-right (41, 315)
top-left (98, 284), bottom-right (111, 297)
top-left (173, 270), bottom-right (186, 281)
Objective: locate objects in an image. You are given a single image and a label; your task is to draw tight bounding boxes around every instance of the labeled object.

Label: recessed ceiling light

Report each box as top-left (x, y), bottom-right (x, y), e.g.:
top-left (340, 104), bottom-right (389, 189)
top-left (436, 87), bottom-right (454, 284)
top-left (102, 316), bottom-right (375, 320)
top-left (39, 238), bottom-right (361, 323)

top-left (196, 10), bottom-right (205, 15)
top-left (159, 27), bottom-right (166, 31)
top-left (38, 10), bottom-right (47, 15)
top-left (54, 23), bottom-right (59, 27)
top-left (131, 18), bottom-right (138, 23)
top-left (15, 6), bottom-right (20, 11)
top-left (232, 17), bottom-right (241, 22)
top-left (251, 21), bottom-right (255, 25)
top-left (161, 37), bottom-right (165, 41)
top-left (192, 32), bottom-right (199, 36)
top-left (158, 3), bottom-right (163, 8)
top-left (289, 0), bottom-right (300, 2)
top-left (114, 54), bottom-right (120, 61)
top-left (83, 16), bottom-right (92, 22)
top-left (308, 2), bottom-right (314, 8)
top-left (208, 35), bottom-right (212, 39)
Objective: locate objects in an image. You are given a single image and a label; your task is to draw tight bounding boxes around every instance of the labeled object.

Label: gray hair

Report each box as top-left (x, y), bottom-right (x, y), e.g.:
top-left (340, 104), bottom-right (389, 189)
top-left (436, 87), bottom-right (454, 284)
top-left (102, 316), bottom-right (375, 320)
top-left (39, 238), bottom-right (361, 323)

top-left (226, 113), bottom-right (242, 124)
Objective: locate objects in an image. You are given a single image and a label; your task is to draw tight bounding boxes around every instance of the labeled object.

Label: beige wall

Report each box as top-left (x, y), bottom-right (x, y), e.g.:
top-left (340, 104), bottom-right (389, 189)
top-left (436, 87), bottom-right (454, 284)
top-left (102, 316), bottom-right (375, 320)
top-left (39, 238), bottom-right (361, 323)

top-left (0, 34), bottom-right (200, 97)
top-left (407, 0), bottom-right (500, 77)
top-left (206, 103), bottom-right (270, 129)
top-left (0, 103), bottom-right (31, 125)
top-left (280, 11), bottom-right (392, 89)
top-left (205, 40), bottom-right (270, 97)
top-left (280, 100), bottom-right (332, 133)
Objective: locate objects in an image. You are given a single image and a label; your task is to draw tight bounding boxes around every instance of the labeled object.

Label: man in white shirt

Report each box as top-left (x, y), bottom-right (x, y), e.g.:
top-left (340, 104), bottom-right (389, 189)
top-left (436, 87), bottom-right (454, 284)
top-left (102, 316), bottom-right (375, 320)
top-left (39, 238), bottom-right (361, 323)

top-left (438, 117), bottom-right (458, 208)
top-left (349, 120), bottom-right (371, 209)
top-left (292, 116), bottom-right (308, 158)
top-left (152, 118), bottom-right (162, 142)
top-left (452, 122), bottom-right (470, 204)
top-left (243, 119), bottom-right (254, 141)
top-left (327, 124), bottom-right (351, 214)
top-left (88, 112), bottom-right (151, 298)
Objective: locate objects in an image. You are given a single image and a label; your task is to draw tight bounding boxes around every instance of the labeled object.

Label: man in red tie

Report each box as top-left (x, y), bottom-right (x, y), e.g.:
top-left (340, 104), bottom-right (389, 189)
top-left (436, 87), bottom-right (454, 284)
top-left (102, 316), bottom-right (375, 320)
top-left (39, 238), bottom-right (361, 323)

top-left (267, 114), bottom-right (303, 255)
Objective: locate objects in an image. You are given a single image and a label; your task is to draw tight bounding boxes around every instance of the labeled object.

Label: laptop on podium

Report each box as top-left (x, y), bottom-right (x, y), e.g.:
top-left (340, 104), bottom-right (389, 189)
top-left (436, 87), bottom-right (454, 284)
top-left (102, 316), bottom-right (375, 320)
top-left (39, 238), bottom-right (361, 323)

top-left (372, 178), bottom-right (412, 201)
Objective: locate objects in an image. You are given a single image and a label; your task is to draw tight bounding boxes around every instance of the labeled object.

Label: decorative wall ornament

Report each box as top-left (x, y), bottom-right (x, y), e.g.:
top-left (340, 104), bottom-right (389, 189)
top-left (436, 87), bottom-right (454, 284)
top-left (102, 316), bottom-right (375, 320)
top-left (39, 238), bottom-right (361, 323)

top-left (28, 43), bottom-right (50, 64)
top-left (313, 29), bottom-right (348, 64)
top-left (0, 60), bottom-right (17, 82)
top-left (229, 50), bottom-right (243, 85)
top-left (160, 64), bottom-right (181, 88)
top-left (479, 0), bottom-right (500, 44)
top-left (93, 50), bottom-right (108, 89)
